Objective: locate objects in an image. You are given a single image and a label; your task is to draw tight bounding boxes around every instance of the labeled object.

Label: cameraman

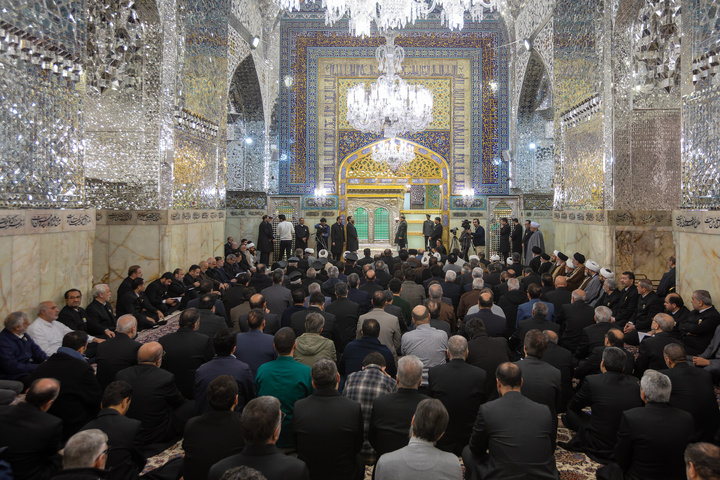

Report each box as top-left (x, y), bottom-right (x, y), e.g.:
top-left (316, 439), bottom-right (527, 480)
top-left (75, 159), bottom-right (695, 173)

top-left (459, 220), bottom-right (473, 260)
top-left (471, 218), bottom-right (485, 257)
top-left (314, 217), bottom-right (329, 251)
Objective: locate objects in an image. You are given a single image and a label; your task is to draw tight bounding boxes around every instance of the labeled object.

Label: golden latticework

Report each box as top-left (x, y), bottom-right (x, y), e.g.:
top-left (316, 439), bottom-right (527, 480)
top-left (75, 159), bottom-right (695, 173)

top-left (347, 153), bottom-right (442, 179)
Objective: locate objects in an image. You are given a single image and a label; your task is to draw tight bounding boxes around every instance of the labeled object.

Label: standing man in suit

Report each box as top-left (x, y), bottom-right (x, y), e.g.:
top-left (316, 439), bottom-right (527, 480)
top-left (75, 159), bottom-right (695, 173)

top-left (612, 370), bottom-right (694, 480)
top-left (158, 309), bottom-right (214, 399)
top-left (374, 399), bottom-right (462, 480)
top-left (656, 255), bottom-right (676, 298)
top-left (423, 214), bottom-right (434, 249)
top-left (293, 359), bottom-right (364, 480)
top-left (662, 343), bottom-right (720, 443)
top-left (521, 220), bottom-right (534, 261)
top-left (510, 218), bottom-right (522, 257)
top-left (85, 284), bottom-right (118, 336)
top-left (183, 375), bottom-right (246, 480)
top-left (394, 215), bottom-right (408, 251)
top-left (96, 315), bottom-right (141, 389)
top-left (401, 306), bottom-right (448, 387)
top-left (27, 331), bottom-right (102, 440)
top-left (498, 217), bottom-right (511, 261)
top-left (234, 311), bottom-right (277, 378)
top-left (462, 362), bottom-right (558, 480)
top-left (683, 290), bottom-right (720, 355)
top-left (0, 378), bottom-right (63, 480)
top-left (357, 292), bottom-right (402, 360)
top-left (346, 215), bottom-right (359, 253)
top-left (472, 218), bottom-right (486, 257)
top-left (258, 214), bottom-right (275, 266)
top-left (428, 336), bottom-right (486, 455)
top-left (116, 342), bottom-right (192, 449)
top-left (560, 346), bottom-right (643, 463)
top-left (370, 356), bottom-right (429, 458)
top-left (326, 282), bottom-right (361, 353)
top-left (295, 218), bottom-right (310, 251)
top-left (465, 319), bottom-right (509, 402)
top-left (261, 269), bottom-right (293, 316)
top-left (207, 396), bottom-right (309, 480)
top-left (430, 217), bottom-right (443, 251)
top-left (330, 216), bottom-right (346, 262)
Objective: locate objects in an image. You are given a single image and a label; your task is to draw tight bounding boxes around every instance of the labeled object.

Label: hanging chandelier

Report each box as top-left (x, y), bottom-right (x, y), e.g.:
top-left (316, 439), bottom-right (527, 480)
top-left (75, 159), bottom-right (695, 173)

top-left (371, 137), bottom-right (416, 171)
top-left (346, 34), bottom-right (433, 138)
top-left (275, 0), bottom-right (498, 36)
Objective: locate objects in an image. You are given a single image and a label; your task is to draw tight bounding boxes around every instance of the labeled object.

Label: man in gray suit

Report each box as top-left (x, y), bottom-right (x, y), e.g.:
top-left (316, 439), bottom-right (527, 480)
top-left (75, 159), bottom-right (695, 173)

top-left (374, 399), bottom-right (462, 480)
top-left (422, 214), bottom-right (434, 249)
top-left (260, 269), bottom-right (292, 316)
top-left (463, 362), bottom-right (558, 480)
top-left (357, 291), bottom-right (402, 359)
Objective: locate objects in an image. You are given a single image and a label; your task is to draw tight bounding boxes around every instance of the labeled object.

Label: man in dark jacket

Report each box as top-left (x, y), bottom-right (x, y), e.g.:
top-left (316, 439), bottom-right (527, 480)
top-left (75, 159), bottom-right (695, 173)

top-left (0, 311), bottom-right (47, 381)
top-left (634, 313), bottom-right (683, 377)
top-left (258, 214), bottom-right (275, 266)
top-left (346, 215), bottom-right (359, 252)
top-left (330, 216), bottom-right (346, 262)
top-left (95, 316), bottom-right (141, 389)
top-left (145, 273), bottom-right (179, 315)
top-left (85, 284), bottom-right (118, 336)
top-left (465, 319), bottom-right (509, 402)
top-left (498, 217), bottom-right (511, 260)
top-left (682, 290), bottom-right (720, 355)
top-left (28, 331), bottom-right (102, 440)
top-left (510, 218), bottom-right (523, 256)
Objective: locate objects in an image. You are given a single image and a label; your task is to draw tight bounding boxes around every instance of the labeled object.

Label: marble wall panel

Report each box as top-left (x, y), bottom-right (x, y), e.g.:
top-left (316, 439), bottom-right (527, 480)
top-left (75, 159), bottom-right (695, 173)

top-left (523, 211), bottom-right (555, 254)
top-left (614, 228), bottom-right (675, 282)
top-left (226, 212), bottom-right (263, 246)
top-left (0, 237), bottom-right (13, 321)
top-left (164, 224), bottom-right (189, 274)
top-left (675, 230), bottom-right (720, 299)
top-left (93, 226), bottom-right (110, 285)
top-left (13, 235), bottom-right (42, 319)
top-left (552, 222), bottom-right (614, 269)
top-left (105, 225), bottom-right (162, 297)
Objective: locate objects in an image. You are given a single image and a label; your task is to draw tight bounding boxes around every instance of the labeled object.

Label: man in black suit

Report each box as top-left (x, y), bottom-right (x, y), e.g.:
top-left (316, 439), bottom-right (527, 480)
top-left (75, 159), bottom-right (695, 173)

top-left (428, 335), bottom-right (486, 455)
top-left (612, 271), bottom-right (639, 330)
top-left (575, 328), bottom-right (634, 382)
top-left (440, 270), bottom-right (463, 309)
top-left (183, 375), bottom-right (246, 480)
top-left (465, 318), bottom-right (509, 402)
top-left (596, 277), bottom-right (622, 312)
top-left (544, 276), bottom-right (572, 313)
top-left (662, 343), bottom-right (720, 443)
top-left (207, 396), bottom-right (309, 480)
top-left (249, 264), bottom-right (273, 293)
top-left (223, 273), bottom-right (254, 315)
top-left (96, 315), bottom-right (142, 389)
top-left (261, 269), bottom-right (293, 316)
top-left (117, 265), bottom-right (142, 302)
top-left (575, 306), bottom-right (617, 360)
top-left (464, 291), bottom-right (506, 338)
top-left (116, 278), bottom-right (162, 330)
top-left (27, 331), bottom-right (102, 440)
top-left (430, 217), bottom-right (443, 251)
top-left (462, 362), bottom-right (558, 480)
top-left (295, 218), bottom-right (310, 251)
top-left (510, 302), bottom-right (559, 355)
top-left (257, 215), bottom-right (275, 266)
top-left (515, 330), bottom-right (561, 446)
top-left (330, 216), bottom-right (345, 262)
top-left (498, 217), bottom-right (511, 260)
top-left (0, 378), bottom-right (63, 480)
top-left (634, 313), bottom-right (683, 377)
top-left (81, 380), bottom-right (146, 480)
top-left (325, 282), bottom-right (360, 353)
top-left (558, 289), bottom-right (596, 353)
top-left (560, 346), bottom-right (643, 463)
top-left (370, 355), bottom-right (429, 458)
top-left (293, 359), bottom-right (363, 480)
top-left (359, 269), bottom-right (383, 295)
top-left (542, 330), bottom-right (574, 411)
top-left (656, 255), bottom-right (676, 298)
top-left (510, 218), bottom-right (523, 256)
top-left (682, 290), bottom-right (720, 355)
top-left (623, 278), bottom-right (665, 344)
top-left (145, 272), bottom-right (179, 315)
top-left (290, 292), bottom-right (342, 353)
top-left (346, 273), bottom-right (371, 312)
top-left (664, 292), bottom-right (690, 337)
top-left (197, 295), bottom-right (229, 338)
top-left (158, 309), bottom-right (214, 399)
top-left (116, 342), bottom-right (192, 450)
top-left (85, 284), bottom-right (118, 335)
top-left (612, 370), bottom-right (694, 480)
top-left (58, 288), bottom-right (113, 341)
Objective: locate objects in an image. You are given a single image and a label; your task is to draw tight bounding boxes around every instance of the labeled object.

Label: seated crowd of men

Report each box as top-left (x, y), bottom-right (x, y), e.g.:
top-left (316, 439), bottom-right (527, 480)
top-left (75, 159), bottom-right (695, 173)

top-left (3, 239), bottom-right (720, 480)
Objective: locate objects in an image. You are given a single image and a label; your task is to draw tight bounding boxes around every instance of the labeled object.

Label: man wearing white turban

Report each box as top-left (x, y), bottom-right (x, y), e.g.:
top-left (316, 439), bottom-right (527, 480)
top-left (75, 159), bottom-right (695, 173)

top-left (524, 222), bottom-right (545, 264)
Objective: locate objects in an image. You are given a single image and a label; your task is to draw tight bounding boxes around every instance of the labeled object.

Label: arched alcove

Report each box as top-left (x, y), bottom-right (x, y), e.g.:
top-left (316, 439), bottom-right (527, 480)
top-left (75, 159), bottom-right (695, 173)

top-left (227, 54), bottom-right (266, 193)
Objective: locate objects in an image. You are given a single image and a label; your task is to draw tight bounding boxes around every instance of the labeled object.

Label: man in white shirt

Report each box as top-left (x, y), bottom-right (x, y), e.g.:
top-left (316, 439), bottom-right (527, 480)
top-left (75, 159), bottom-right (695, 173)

top-left (276, 214), bottom-right (294, 261)
top-left (27, 301), bottom-right (99, 356)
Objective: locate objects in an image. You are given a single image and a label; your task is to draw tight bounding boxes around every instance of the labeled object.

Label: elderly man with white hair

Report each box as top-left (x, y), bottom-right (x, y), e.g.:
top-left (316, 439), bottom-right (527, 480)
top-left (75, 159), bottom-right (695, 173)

top-left (28, 301), bottom-right (100, 356)
top-left (580, 260), bottom-right (603, 306)
top-left (524, 221), bottom-right (545, 264)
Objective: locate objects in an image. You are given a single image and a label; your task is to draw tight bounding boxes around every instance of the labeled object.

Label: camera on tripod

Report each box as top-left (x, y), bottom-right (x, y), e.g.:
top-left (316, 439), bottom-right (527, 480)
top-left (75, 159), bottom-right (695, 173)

top-left (461, 219), bottom-right (471, 230)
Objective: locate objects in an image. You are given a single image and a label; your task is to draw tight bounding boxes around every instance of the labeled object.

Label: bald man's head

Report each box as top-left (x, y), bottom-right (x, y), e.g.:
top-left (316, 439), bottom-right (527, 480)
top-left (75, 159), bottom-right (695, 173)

top-left (411, 305), bottom-right (430, 325)
top-left (138, 342), bottom-right (163, 364)
top-left (116, 315), bottom-right (137, 335)
top-left (366, 270), bottom-right (376, 281)
top-left (544, 330), bottom-right (559, 344)
top-left (555, 276), bottom-right (567, 287)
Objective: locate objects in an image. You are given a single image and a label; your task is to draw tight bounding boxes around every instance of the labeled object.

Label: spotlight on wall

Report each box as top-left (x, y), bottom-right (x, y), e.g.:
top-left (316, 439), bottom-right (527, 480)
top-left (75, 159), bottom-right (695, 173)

top-left (529, 142), bottom-right (536, 150)
top-left (524, 39), bottom-right (531, 51)
top-left (245, 137), bottom-right (253, 145)
top-left (251, 36), bottom-right (260, 49)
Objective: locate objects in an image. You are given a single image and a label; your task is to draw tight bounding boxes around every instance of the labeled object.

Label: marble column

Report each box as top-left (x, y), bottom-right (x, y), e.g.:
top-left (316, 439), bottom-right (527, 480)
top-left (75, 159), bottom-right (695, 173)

top-left (674, 211), bottom-right (720, 299)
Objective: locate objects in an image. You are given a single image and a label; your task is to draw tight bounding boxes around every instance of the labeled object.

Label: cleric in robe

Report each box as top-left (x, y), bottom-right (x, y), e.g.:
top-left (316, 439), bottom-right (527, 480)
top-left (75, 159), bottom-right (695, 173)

top-left (525, 222), bottom-right (545, 264)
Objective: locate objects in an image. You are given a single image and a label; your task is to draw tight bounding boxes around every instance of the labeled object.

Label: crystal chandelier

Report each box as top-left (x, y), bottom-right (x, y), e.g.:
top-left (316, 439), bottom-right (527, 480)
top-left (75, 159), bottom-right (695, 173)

top-left (346, 34), bottom-right (433, 138)
top-left (275, 0), bottom-right (498, 36)
top-left (371, 137), bottom-right (416, 171)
